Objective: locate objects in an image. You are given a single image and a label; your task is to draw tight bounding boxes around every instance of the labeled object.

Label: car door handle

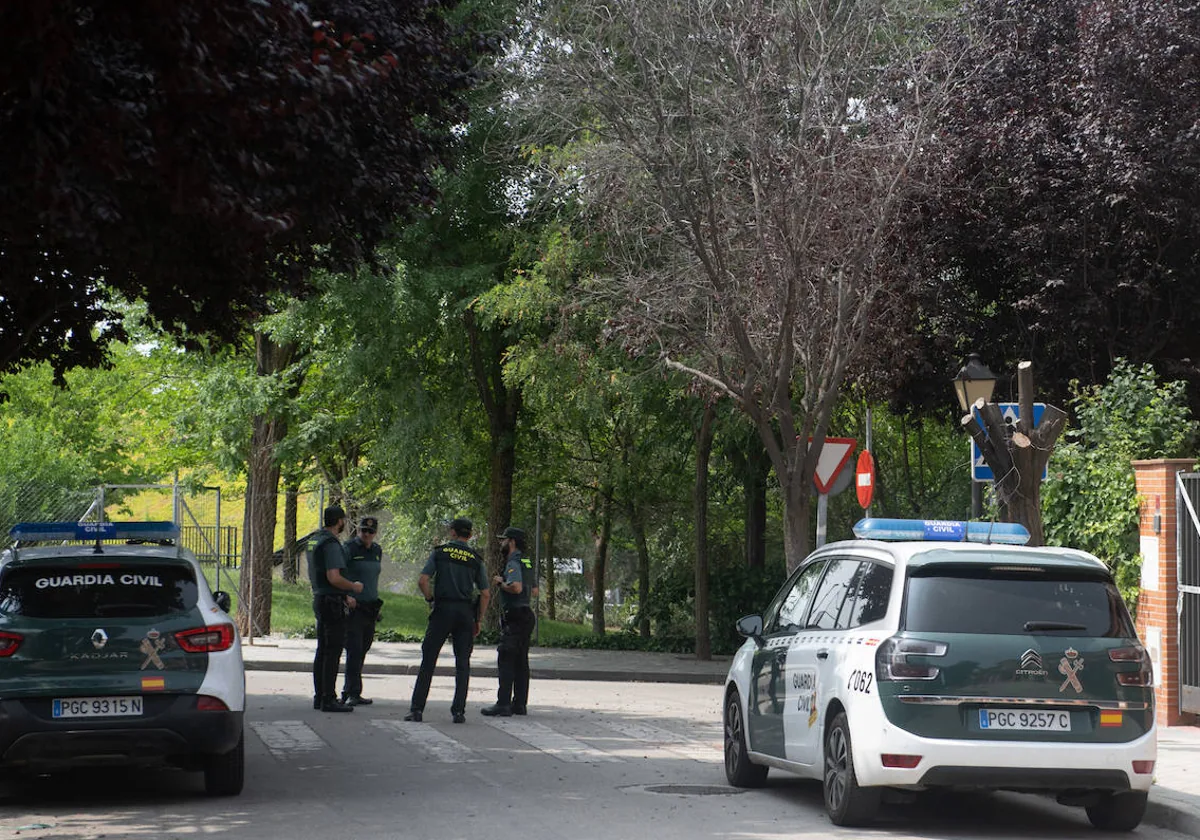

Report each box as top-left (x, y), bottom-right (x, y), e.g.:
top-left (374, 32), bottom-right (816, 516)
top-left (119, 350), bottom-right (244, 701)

top-left (816, 649), bottom-right (830, 660)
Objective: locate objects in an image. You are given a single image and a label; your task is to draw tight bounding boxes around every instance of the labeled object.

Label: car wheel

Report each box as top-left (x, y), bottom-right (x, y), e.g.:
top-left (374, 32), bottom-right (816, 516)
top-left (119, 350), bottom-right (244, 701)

top-left (724, 689), bottom-right (768, 788)
top-left (823, 712), bottom-right (880, 826)
top-left (203, 731), bottom-right (245, 797)
top-left (1085, 791), bottom-right (1147, 832)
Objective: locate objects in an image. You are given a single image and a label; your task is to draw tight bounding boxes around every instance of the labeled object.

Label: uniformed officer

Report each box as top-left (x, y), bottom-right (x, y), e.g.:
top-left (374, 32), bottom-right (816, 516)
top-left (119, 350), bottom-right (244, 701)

top-left (481, 525), bottom-right (538, 717)
top-left (405, 517), bottom-right (490, 724)
top-left (340, 515), bottom-right (383, 707)
top-left (307, 505), bottom-right (363, 713)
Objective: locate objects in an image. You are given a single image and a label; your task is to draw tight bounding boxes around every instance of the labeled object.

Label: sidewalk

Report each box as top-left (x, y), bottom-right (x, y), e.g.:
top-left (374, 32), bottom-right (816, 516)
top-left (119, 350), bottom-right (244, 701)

top-left (241, 636), bottom-right (1200, 836)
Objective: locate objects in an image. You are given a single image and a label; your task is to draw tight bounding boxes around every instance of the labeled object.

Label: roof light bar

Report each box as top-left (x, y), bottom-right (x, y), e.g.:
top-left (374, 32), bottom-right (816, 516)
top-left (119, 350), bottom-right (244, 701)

top-left (852, 518), bottom-right (1030, 546)
top-left (8, 521), bottom-right (180, 543)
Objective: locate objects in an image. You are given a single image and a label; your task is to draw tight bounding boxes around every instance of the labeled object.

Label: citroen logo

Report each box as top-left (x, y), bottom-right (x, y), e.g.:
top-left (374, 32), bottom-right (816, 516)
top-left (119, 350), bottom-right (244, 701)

top-left (1015, 648), bottom-right (1048, 677)
top-left (91, 629), bottom-right (108, 650)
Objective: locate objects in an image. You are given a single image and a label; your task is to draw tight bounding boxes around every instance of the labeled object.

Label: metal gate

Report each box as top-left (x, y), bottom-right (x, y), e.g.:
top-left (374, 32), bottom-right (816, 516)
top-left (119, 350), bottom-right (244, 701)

top-left (1176, 473), bottom-right (1200, 715)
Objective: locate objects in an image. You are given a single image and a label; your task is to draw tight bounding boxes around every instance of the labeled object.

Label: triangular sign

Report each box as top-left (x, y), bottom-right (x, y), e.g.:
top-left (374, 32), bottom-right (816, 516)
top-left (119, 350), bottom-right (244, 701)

top-left (808, 437), bottom-right (857, 495)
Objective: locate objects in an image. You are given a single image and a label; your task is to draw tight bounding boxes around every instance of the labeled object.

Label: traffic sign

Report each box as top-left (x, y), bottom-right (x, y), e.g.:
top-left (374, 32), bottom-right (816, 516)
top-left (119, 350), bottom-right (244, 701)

top-left (856, 450), bottom-right (875, 509)
top-left (809, 437), bottom-right (857, 494)
top-left (971, 403), bottom-right (1048, 482)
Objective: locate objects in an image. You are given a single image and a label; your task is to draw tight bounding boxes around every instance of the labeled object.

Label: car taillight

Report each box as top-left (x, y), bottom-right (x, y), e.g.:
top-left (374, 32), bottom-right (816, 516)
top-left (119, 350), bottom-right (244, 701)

top-left (881, 754), bottom-right (923, 769)
top-left (1109, 645), bottom-right (1154, 686)
top-left (876, 637), bottom-right (948, 681)
top-left (174, 624), bottom-right (235, 653)
top-left (0, 631), bottom-right (23, 657)
top-left (196, 695), bottom-right (229, 712)
top-left (1132, 760), bottom-right (1155, 775)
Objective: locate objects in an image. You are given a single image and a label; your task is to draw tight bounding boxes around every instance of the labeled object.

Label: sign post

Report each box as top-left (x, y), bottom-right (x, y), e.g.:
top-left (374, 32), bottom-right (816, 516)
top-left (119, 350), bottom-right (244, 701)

top-left (810, 437), bottom-right (857, 548)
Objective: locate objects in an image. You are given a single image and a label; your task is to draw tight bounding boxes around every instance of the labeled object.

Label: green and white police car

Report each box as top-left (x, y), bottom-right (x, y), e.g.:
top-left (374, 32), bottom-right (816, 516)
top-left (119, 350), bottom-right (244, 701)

top-left (723, 518), bottom-right (1156, 831)
top-left (0, 522), bottom-right (245, 796)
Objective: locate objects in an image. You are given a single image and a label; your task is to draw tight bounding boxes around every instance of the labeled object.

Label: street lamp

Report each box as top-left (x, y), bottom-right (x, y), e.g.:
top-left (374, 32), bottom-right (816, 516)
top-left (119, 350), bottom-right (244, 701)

top-left (953, 353), bottom-right (997, 519)
top-left (952, 353), bottom-right (998, 413)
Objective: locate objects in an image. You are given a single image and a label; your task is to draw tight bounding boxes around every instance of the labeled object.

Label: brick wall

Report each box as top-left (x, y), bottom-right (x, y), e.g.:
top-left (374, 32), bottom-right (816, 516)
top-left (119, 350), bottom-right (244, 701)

top-left (1132, 459), bottom-right (1198, 727)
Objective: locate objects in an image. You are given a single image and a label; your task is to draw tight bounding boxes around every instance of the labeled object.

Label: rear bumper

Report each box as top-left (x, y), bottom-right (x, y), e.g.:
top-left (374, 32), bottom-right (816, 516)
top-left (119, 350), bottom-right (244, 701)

top-left (0, 696), bottom-right (243, 771)
top-left (855, 726), bottom-right (1157, 792)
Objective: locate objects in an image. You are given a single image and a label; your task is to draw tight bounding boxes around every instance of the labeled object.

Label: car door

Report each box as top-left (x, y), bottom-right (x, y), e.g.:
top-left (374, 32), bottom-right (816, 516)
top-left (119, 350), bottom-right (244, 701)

top-left (748, 560), bottom-right (825, 758)
top-left (785, 557), bottom-right (864, 766)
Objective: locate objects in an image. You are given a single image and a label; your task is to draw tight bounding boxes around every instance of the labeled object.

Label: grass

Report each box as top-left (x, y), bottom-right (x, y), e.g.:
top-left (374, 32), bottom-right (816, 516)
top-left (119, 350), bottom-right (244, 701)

top-left (202, 566), bottom-right (598, 645)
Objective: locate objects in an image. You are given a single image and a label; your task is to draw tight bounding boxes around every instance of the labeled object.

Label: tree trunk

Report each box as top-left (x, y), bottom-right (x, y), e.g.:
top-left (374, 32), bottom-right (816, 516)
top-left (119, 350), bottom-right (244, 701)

top-left (694, 403), bottom-right (715, 660)
top-left (236, 331), bottom-right (296, 638)
top-left (745, 436), bottom-right (768, 569)
top-left (628, 502), bottom-right (651, 639)
top-left (591, 495), bottom-right (612, 636)
top-left (543, 506), bottom-right (557, 620)
top-left (781, 473), bottom-right (813, 574)
top-left (281, 478), bottom-right (299, 584)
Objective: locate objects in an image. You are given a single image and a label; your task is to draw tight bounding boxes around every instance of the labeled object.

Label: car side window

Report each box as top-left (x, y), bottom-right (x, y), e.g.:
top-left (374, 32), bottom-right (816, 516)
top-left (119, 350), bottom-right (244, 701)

top-left (844, 561), bottom-right (894, 627)
top-left (805, 558), bottom-right (860, 630)
top-left (773, 561), bottom-right (825, 632)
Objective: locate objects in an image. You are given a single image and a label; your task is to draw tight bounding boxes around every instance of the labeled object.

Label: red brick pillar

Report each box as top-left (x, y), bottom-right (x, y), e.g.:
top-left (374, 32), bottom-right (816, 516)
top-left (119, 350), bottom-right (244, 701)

top-left (1132, 458), bottom-right (1198, 727)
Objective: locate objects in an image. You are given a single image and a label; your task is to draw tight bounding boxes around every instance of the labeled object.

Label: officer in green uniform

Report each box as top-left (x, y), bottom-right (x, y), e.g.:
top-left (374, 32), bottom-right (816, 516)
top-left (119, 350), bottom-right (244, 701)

top-left (307, 505), bottom-right (363, 713)
top-left (482, 526), bottom-right (538, 717)
top-left (405, 517), bottom-right (490, 724)
top-left (340, 515), bottom-right (383, 707)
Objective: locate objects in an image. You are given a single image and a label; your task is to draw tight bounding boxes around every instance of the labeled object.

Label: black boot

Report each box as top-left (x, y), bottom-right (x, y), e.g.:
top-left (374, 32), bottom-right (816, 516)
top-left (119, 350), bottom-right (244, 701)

top-left (320, 697), bottom-right (354, 713)
top-left (480, 704), bottom-right (513, 717)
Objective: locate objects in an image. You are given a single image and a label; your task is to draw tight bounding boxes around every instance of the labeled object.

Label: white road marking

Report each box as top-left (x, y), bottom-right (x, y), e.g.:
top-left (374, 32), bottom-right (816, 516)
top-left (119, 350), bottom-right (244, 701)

top-left (487, 718), bottom-right (623, 763)
top-left (372, 719), bottom-right (485, 763)
top-left (596, 719), bottom-right (721, 763)
top-left (250, 720), bottom-right (325, 757)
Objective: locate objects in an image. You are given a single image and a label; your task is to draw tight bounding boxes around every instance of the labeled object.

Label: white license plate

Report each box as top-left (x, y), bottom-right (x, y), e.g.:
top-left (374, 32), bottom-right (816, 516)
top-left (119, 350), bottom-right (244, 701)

top-left (978, 708), bottom-right (1071, 731)
top-left (52, 696), bottom-right (144, 719)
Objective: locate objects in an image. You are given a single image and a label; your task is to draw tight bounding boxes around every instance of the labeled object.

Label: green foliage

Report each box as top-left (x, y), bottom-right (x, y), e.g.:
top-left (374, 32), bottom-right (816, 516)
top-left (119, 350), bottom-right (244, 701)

top-left (1042, 360), bottom-right (1197, 609)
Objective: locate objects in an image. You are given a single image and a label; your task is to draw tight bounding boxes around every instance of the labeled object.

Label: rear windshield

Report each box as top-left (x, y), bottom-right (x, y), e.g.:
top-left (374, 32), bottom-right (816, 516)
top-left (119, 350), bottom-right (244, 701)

top-left (0, 563), bottom-right (198, 618)
top-left (903, 569), bottom-right (1134, 637)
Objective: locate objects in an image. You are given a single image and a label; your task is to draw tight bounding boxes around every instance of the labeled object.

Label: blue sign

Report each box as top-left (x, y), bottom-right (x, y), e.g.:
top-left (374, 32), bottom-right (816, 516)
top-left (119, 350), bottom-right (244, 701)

top-left (971, 403), bottom-right (1048, 483)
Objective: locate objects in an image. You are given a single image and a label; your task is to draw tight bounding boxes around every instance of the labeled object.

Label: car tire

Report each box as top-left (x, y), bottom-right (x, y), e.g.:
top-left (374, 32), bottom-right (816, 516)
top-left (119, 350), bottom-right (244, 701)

top-left (1085, 791), bottom-right (1147, 832)
top-left (823, 712), bottom-right (880, 827)
top-left (203, 731), bottom-right (245, 797)
top-left (724, 689), bottom-right (768, 788)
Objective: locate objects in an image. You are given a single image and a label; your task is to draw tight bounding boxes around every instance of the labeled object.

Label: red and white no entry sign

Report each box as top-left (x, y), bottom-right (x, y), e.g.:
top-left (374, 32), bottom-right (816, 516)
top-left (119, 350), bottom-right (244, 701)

top-left (856, 450), bottom-right (875, 509)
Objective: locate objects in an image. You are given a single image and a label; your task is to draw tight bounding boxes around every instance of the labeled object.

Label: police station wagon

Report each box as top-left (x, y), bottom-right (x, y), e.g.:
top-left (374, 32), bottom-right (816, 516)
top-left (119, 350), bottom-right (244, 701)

top-left (0, 522), bottom-right (245, 796)
top-left (723, 519), bottom-right (1156, 831)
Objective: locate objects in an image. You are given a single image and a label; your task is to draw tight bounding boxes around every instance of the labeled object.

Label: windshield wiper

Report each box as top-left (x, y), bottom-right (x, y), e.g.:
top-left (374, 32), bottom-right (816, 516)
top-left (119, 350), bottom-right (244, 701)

top-left (1023, 620), bottom-right (1088, 632)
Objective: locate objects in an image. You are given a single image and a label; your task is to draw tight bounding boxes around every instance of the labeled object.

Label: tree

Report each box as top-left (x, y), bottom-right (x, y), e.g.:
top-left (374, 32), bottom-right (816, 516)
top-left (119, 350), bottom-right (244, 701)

top-left (530, 0), bottom-right (949, 570)
top-left (911, 0), bottom-right (1200, 410)
top-left (1, 0), bottom-right (487, 381)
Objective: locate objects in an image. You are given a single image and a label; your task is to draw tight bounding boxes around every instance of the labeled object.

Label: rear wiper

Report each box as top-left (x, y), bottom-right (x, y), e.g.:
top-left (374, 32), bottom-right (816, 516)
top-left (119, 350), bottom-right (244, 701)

top-left (1023, 620), bottom-right (1088, 632)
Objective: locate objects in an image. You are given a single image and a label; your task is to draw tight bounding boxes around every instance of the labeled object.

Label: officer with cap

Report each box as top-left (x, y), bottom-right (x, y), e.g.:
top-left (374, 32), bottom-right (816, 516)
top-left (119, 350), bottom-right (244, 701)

top-left (481, 525), bottom-right (538, 717)
top-left (405, 517), bottom-right (490, 724)
top-left (307, 505), bottom-right (363, 713)
top-left (341, 515), bottom-right (383, 706)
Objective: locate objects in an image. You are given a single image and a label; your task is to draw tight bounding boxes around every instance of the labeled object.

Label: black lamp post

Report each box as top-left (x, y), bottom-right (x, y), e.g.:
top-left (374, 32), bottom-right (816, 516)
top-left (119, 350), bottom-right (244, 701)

top-left (953, 353), bottom-right (997, 517)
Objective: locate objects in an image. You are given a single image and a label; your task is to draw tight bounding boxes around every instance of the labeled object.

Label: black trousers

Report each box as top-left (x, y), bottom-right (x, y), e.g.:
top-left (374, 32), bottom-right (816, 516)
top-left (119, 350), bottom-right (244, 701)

top-left (496, 606), bottom-right (536, 708)
top-left (342, 601), bottom-right (379, 699)
top-left (409, 601), bottom-right (475, 715)
top-left (312, 594), bottom-right (348, 702)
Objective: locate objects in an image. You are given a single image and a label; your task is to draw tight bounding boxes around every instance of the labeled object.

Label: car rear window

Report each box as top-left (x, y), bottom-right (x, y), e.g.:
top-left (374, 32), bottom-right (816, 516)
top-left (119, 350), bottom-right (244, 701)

top-left (0, 562), bottom-right (198, 618)
top-left (903, 568), bottom-right (1134, 637)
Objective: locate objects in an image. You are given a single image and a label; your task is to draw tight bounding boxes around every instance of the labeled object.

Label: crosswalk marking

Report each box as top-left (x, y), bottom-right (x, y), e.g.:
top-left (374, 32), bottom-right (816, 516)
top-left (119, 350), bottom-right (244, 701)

top-left (250, 721), bottom-right (325, 757)
top-left (486, 718), bottom-right (623, 763)
top-left (371, 719), bottom-right (485, 763)
top-left (596, 720), bottom-right (721, 763)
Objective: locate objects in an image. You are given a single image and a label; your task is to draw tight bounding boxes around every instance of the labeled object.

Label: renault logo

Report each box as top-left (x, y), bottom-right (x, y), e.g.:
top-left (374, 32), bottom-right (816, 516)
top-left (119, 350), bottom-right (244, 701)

top-left (91, 629), bottom-right (108, 650)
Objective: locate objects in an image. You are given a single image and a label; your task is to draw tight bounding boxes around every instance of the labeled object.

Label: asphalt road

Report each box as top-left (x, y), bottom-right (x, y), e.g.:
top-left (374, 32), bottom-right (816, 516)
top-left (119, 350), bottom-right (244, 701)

top-left (1, 672), bottom-right (1192, 840)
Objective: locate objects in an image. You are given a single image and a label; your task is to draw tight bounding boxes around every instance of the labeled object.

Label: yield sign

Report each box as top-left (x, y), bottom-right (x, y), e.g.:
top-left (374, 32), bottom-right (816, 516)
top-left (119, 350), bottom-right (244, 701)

top-left (809, 437), bottom-right (857, 495)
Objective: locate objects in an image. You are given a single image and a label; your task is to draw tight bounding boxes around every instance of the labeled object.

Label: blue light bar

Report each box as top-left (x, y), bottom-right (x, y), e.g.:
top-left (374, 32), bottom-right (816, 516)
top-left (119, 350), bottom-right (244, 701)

top-left (852, 518), bottom-right (1030, 546)
top-left (8, 521), bottom-right (180, 542)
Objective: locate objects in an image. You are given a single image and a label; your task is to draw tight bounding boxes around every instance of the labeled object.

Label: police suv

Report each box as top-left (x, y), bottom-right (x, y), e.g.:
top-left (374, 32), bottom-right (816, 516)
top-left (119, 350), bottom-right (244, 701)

top-left (723, 518), bottom-right (1156, 831)
top-left (0, 522), bottom-right (245, 796)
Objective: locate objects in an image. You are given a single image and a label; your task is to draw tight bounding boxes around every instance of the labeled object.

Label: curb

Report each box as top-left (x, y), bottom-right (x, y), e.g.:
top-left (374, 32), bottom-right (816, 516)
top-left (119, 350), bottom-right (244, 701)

top-left (1145, 790), bottom-right (1200, 837)
top-left (243, 659), bottom-right (726, 686)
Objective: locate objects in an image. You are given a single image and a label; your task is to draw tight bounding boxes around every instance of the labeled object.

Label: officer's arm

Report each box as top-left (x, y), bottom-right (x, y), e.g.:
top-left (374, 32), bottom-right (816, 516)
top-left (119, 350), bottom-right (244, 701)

top-left (418, 573), bottom-right (433, 602)
top-left (326, 568), bottom-right (363, 594)
top-left (477, 588), bottom-right (491, 621)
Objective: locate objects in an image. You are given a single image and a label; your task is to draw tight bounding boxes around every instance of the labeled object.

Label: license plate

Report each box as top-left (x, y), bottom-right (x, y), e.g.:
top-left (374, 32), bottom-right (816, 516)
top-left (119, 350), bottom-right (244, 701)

top-left (53, 696), bottom-right (144, 718)
top-left (978, 708), bottom-right (1071, 731)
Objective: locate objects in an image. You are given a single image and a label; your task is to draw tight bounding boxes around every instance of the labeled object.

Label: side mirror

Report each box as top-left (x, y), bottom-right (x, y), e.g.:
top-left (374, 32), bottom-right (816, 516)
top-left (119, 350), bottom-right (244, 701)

top-left (736, 614), bottom-right (764, 645)
top-left (214, 591), bottom-right (232, 613)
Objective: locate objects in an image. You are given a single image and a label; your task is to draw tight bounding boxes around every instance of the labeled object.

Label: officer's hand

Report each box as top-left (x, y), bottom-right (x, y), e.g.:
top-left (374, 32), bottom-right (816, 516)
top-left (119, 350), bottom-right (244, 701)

top-left (353, 581), bottom-right (364, 594)
top-left (473, 620), bottom-right (481, 638)
top-left (347, 596), bottom-right (358, 610)
top-left (492, 575), bottom-right (504, 587)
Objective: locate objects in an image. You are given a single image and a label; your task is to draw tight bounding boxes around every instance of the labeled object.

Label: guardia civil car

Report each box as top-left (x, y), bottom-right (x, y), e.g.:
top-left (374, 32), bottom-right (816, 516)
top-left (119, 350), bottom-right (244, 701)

top-left (0, 522), bottom-right (245, 796)
top-left (723, 519), bottom-right (1156, 831)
